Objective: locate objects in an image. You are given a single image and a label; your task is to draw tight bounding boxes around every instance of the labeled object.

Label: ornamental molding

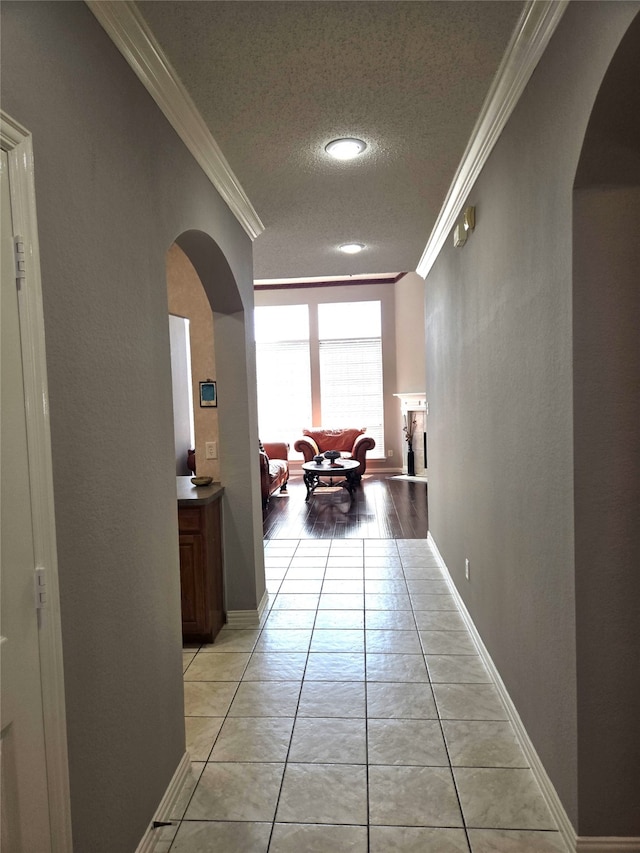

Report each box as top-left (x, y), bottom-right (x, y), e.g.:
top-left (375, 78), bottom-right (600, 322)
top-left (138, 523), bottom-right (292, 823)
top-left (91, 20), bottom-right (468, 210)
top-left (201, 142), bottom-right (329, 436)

top-left (416, 0), bottom-right (569, 279)
top-left (87, 1), bottom-right (265, 240)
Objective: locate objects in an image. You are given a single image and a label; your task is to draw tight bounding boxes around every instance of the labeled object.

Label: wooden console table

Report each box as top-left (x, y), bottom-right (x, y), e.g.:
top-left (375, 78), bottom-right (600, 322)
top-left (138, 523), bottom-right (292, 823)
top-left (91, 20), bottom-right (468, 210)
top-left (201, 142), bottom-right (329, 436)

top-left (177, 477), bottom-right (225, 643)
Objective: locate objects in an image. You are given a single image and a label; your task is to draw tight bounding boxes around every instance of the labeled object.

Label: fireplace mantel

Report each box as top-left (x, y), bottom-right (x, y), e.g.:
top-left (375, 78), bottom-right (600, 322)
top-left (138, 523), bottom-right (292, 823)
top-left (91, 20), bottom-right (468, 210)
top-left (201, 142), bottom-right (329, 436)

top-left (393, 393), bottom-right (427, 413)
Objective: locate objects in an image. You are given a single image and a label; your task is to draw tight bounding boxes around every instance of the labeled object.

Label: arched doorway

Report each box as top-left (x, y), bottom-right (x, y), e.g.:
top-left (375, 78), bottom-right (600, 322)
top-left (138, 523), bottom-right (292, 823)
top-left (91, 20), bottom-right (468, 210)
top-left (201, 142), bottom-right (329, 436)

top-left (166, 233), bottom-right (266, 623)
top-left (572, 11), bottom-right (640, 837)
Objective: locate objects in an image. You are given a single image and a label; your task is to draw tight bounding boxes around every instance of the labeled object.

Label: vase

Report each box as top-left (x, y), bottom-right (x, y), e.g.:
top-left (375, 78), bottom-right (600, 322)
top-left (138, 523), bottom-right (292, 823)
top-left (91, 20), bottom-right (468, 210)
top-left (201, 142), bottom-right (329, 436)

top-left (407, 447), bottom-right (415, 477)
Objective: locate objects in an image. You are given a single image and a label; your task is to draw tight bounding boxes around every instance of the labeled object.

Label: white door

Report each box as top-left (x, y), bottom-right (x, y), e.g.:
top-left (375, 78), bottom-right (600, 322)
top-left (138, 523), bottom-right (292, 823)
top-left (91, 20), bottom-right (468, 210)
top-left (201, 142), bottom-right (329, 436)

top-left (0, 149), bottom-right (53, 852)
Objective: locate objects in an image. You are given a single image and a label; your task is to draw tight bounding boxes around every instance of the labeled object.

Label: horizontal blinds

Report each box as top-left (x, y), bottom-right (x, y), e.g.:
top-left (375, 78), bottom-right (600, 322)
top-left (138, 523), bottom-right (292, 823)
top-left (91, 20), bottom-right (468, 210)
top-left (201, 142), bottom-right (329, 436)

top-left (319, 337), bottom-right (385, 454)
top-left (256, 341), bottom-right (312, 452)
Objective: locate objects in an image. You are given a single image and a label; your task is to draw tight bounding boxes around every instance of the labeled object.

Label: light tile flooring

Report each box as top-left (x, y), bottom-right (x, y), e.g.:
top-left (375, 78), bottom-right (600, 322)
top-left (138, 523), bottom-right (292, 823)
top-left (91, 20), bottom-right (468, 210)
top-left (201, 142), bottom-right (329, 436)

top-left (163, 539), bottom-right (567, 852)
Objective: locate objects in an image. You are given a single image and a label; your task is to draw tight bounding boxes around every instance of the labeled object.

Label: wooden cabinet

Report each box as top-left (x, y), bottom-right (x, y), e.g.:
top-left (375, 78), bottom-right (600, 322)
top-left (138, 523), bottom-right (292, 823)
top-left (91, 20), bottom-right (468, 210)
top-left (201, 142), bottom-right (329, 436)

top-left (177, 483), bottom-right (224, 643)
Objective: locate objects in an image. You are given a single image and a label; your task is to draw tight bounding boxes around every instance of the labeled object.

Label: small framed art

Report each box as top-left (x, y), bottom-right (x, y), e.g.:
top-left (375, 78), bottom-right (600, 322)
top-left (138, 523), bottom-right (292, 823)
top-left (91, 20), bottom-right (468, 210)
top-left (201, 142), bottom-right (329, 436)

top-left (199, 380), bottom-right (217, 408)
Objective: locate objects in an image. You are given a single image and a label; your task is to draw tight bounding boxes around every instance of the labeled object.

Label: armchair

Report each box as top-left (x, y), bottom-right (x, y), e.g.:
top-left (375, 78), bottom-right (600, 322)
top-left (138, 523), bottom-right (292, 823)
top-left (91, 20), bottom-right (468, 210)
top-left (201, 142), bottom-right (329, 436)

top-left (259, 441), bottom-right (289, 509)
top-left (294, 428), bottom-right (375, 480)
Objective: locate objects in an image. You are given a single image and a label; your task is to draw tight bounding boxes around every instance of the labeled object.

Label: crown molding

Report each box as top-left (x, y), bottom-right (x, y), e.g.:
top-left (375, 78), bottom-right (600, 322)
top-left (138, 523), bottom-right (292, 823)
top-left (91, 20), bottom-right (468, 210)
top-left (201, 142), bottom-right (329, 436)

top-left (87, 0), bottom-right (264, 241)
top-left (254, 272), bottom-right (407, 291)
top-left (416, 0), bottom-right (568, 280)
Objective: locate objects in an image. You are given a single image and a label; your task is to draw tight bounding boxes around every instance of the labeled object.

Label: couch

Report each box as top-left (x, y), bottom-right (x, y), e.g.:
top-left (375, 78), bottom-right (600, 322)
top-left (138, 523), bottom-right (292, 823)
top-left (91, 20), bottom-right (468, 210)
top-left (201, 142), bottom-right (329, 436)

top-left (294, 428), bottom-right (375, 480)
top-left (259, 441), bottom-right (289, 509)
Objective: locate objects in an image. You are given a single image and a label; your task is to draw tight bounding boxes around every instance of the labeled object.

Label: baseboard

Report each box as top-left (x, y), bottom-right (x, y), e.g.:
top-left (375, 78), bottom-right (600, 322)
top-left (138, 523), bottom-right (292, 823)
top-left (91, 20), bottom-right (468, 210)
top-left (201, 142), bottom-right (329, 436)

top-left (389, 474), bottom-right (428, 482)
top-left (135, 751), bottom-right (190, 853)
top-left (225, 589), bottom-right (269, 628)
top-left (576, 840), bottom-right (640, 852)
top-left (257, 588), bottom-right (270, 624)
top-left (427, 533), bottom-right (577, 853)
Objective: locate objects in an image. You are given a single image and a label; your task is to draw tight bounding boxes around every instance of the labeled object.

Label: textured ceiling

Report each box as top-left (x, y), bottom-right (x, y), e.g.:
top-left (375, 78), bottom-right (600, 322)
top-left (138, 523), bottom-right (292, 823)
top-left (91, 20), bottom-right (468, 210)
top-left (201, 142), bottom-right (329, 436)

top-left (137, 1), bottom-right (525, 280)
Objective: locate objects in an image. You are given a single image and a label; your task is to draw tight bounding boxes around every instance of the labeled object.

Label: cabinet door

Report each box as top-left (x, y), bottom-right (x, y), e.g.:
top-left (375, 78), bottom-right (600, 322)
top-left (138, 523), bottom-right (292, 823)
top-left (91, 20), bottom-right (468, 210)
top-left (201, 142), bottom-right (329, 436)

top-left (179, 533), bottom-right (206, 638)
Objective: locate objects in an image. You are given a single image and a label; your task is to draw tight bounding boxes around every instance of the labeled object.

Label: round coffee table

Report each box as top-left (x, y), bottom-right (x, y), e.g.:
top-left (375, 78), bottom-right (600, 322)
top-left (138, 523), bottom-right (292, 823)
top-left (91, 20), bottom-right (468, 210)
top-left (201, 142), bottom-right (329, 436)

top-left (301, 458), bottom-right (360, 502)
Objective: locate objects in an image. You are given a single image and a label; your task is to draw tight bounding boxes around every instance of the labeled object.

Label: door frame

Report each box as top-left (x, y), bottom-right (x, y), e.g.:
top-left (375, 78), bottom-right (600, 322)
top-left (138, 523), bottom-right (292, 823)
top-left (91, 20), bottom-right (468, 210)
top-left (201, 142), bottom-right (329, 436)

top-left (1, 111), bottom-right (72, 852)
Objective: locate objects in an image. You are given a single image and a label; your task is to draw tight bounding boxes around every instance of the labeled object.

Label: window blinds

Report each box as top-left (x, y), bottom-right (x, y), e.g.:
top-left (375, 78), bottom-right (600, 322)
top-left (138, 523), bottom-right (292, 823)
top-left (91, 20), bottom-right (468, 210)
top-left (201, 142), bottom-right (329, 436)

top-left (319, 337), bottom-right (384, 453)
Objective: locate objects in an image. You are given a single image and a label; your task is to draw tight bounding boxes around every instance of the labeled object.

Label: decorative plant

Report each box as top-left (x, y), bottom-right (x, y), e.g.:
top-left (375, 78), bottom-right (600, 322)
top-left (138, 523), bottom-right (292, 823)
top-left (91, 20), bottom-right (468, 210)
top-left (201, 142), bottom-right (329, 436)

top-left (403, 414), bottom-right (417, 450)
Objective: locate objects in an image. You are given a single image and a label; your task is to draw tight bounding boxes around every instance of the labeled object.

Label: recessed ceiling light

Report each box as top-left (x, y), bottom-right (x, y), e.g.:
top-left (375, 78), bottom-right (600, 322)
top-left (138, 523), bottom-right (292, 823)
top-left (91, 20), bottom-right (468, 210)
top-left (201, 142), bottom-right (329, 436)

top-left (325, 138), bottom-right (367, 160)
top-left (339, 242), bottom-right (365, 254)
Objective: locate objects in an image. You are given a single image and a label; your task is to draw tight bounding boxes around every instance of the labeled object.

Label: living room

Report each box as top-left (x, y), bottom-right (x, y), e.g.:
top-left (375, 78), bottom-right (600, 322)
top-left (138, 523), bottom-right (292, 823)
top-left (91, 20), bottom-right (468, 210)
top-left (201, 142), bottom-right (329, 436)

top-left (169, 263), bottom-right (429, 487)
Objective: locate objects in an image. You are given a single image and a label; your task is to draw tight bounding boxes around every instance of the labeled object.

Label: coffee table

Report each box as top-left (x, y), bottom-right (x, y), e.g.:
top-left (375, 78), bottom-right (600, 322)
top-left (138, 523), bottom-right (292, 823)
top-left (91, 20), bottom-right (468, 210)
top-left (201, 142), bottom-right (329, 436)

top-left (301, 458), bottom-right (360, 502)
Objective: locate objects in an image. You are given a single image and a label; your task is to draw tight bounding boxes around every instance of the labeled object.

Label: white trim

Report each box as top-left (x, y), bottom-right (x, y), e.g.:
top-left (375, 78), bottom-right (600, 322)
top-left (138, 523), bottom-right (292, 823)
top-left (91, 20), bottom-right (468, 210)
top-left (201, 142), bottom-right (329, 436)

top-left (1, 112), bottom-right (73, 853)
top-left (389, 474), bottom-right (427, 483)
top-left (86, 0), bottom-right (264, 241)
top-left (393, 392), bottom-right (427, 413)
top-left (416, 0), bottom-right (568, 279)
top-left (134, 752), bottom-right (190, 853)
top-left (576, 840), bottom-right (640, 853)
top-left (427, 531), bottom-right (576, 853)
top-left (225, 589), bottom-right (269, 628)
top-left (257, 588), bottom-right (270, 622)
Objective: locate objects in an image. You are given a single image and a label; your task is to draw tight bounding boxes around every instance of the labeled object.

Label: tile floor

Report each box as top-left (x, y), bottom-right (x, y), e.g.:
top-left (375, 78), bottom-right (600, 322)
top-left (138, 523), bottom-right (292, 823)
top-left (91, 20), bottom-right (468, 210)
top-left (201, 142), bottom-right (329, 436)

top-left (163, 538), bottom-right (567, 852)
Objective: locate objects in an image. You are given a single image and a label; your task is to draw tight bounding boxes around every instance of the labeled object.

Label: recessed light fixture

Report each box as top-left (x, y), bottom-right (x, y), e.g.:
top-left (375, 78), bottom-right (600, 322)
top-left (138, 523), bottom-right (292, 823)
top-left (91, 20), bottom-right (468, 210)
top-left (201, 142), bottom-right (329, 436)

top-left (325, 138), bottom-right (367, 160)
top-left (339, 242), bottom-right (365, 254)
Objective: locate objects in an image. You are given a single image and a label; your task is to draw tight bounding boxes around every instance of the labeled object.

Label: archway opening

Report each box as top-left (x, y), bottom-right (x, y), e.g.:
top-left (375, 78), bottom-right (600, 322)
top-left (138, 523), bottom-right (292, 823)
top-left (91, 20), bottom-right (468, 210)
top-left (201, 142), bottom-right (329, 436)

top-left (165, 229), bottom-right (266, 618)
top-left (572, 11), bottom-right (640, 837)
top-left (167, 243), bottom-right (220, 481)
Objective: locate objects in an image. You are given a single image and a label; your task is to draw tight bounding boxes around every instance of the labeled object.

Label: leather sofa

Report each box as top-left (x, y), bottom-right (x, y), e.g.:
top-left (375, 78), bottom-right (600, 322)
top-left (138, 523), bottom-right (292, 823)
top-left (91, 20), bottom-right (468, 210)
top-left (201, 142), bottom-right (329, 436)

top-left (259, 441), bottom-right (289, 509)
top-left (294, 428), bottom-right (375, 480)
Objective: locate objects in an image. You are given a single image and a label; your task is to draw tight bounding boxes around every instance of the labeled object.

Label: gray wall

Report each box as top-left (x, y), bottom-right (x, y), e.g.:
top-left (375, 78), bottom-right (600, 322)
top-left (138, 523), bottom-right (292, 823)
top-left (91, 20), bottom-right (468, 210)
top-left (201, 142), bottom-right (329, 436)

top-left (1, 3), bottom-right (262, 850)
top-left (424, 0), bottom-right (639, 834)
top-left (572, 13), bottom-right (640, 834)
top-left (394, 271), bottom-right (426, 394)
top-left (574, 186), bottom-right (640, 836)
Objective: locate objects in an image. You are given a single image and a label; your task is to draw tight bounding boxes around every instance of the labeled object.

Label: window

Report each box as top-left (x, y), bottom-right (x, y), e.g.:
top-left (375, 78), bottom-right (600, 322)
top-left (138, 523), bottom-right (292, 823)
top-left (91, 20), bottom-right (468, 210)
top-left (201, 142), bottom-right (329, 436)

top-left (318, 301), bottom-right (384, 454)
top-left (254, 305), bottom-right (312, 450)
top-left (255, 300), bottom-right (385, 456)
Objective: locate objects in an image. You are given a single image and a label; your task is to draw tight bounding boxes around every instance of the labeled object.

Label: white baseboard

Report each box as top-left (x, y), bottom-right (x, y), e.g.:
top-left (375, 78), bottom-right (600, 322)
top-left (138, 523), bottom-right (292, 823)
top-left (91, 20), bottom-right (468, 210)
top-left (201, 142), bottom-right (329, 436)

top-left (427, 533), bottom-right (576, 853)
top-left (225, 589), bottom-right (269, 628)
top-left (576, 840), bottom-right (640, 853)
top-left (427, 534), bottom-right (640, 853)
top-left (257, 588), bottom-right (270, 624)
top-left (135, 751), bottom-right (190, 853)
top-left (389, 474), bottom-right (428, 482)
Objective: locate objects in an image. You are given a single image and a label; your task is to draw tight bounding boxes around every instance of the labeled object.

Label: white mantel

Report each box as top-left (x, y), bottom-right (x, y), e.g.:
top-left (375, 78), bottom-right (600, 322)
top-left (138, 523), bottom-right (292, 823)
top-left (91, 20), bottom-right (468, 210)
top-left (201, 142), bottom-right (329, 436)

top-left (393, 393), bottom-right (428, 477)
top-left (393, 392), bottom-right (427, 414)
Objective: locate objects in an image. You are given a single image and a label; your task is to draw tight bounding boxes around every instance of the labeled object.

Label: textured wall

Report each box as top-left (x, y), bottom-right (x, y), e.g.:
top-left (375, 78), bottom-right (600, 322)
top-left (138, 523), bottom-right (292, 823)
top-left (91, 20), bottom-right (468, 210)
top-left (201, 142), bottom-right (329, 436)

top-left (0, 3), bottom-right (260, 851)
top-left (424, 1), bottom-right (638, 832)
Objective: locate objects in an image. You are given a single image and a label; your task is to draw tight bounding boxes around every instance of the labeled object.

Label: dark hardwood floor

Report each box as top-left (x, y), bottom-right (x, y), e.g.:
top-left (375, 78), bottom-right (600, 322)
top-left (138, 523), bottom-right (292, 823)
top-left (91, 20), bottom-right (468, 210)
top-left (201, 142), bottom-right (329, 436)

top-left (262, 473), bottom-right (428, 540)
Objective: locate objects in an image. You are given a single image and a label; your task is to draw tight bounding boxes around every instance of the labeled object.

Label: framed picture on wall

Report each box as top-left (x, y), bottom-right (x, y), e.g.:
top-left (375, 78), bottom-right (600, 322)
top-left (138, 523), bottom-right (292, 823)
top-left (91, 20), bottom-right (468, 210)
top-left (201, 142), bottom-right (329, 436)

top-left (199, 381), bottom-right (217, 407)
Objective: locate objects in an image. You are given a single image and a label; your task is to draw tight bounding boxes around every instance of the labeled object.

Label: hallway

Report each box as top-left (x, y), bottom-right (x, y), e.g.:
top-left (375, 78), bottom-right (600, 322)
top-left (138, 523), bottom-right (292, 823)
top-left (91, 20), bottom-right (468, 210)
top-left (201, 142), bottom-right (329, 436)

top-left (167, 532), bottom-right (567, 852)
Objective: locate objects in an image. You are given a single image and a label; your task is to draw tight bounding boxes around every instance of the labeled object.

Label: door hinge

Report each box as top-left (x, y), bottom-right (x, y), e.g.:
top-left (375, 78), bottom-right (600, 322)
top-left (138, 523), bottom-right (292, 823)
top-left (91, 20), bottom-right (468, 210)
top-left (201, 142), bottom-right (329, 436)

top-left (34, 567), bottom-right (47, 610)
top-left (14, 235), bottom-right (26, 287)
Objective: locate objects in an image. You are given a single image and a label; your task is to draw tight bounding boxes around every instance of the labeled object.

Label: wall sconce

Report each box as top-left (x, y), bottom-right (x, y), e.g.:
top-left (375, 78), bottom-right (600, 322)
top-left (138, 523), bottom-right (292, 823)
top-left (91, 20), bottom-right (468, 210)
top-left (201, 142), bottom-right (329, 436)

top-left (453, 205), bottom-right (476, 247)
